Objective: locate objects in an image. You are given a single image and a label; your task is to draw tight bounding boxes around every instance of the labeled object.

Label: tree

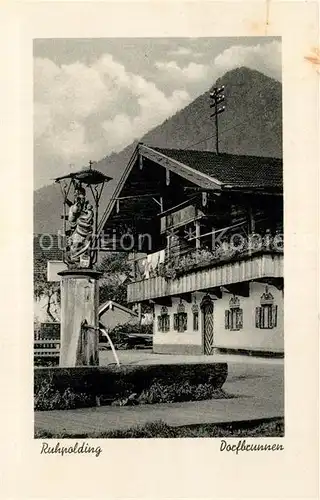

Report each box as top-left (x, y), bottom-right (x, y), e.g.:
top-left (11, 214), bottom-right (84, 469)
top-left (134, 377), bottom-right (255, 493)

top-left (96, 252), bottom-right (133, 306)
top-left (34, 253), bottom-right (60, 322)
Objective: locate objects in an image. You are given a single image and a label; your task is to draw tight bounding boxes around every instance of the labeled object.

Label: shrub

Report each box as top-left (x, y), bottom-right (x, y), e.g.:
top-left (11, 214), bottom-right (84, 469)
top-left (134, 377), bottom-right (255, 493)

top-left (34, 376), bottom-right (94, 410)
top-left (136, 381), bottom-right (231, 405)
top-left (34, 362), bottom-right (228, 410)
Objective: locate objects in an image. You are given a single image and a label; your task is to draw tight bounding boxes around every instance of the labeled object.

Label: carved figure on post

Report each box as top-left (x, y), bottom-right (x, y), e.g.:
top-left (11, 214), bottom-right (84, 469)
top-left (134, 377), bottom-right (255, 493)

top-left (65, 182), bottom-right (94, 268)
top-left (55, 166), bottom-right (112, 367)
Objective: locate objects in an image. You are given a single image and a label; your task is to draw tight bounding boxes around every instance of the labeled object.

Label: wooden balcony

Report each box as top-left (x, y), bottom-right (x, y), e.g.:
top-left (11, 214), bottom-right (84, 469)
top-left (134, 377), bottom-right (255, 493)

top-left (127, 252), bottom-right (283, 302)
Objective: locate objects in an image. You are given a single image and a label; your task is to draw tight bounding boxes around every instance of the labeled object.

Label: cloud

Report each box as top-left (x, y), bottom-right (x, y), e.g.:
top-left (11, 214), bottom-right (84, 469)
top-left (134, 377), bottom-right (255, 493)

top-left (34, 40), bottom-right (281, 188)
top-left (169, 47), bottom-right (193, 56)
top-left (155, 60), bottom-right (208, 81)
top-left (214, 40), bottom-right (281, 81)
top-left (155, 40), bottom-right (281, 88)
top-left (169, 47), bottom-right (204, 58)
top-left (34, 54), bottom-right (190, 185)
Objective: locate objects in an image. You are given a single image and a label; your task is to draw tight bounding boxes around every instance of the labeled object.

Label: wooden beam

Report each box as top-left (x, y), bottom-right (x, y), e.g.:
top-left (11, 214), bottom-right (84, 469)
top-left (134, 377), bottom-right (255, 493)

top-left (152, 296), bottom-right (173, 307)
top-left (255, 277), bottom-right (284, 291)
top-left (223, 282), bottom-right (250, 297)
top-left (175, 292), bottom-right (192, 303)
top-left (140, 145), bottom-right (222, 190)
top-left (203, 287), bottom-right (222, 299)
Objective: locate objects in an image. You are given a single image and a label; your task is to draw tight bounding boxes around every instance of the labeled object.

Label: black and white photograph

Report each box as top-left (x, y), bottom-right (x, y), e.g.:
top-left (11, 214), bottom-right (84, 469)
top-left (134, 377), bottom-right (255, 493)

top-left (33, 36), bottom-right (284, 439)
top-left (1, 0), bottom-right (319, 497)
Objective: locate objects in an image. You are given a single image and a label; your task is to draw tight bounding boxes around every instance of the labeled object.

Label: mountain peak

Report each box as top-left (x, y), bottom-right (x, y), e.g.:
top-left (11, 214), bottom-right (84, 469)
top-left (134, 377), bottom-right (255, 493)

top-left (34, 67), bottom-right (282, 233)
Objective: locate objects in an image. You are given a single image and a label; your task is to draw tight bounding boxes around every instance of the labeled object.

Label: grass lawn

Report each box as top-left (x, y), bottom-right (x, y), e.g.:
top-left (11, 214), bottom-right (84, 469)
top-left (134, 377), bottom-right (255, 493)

top-left (35, 417), bottom-right (284, 439)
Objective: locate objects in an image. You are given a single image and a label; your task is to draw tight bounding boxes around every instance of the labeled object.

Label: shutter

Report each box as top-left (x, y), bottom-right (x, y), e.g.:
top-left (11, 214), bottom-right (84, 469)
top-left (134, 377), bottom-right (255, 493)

top-left (183, 313), bottom-right (188, 331)
top-left (225, 310), bottom-right (230, 329)
top-left (268, 305), bottom-right (272, 328)
top-left (255, 307), bottom-right (261, 328)
top-left (272, 305), bottom-right (278, 328)
top-left (193, 312), bottom-right (199, 331)
top-left (237, 309), bottom-right (243, 329)
top-left (179, 315), bottom-right (183, 333)
top-left (261, 306), bottom-right (265, 328)
top-left (173, 314), bottom-right (178, 331)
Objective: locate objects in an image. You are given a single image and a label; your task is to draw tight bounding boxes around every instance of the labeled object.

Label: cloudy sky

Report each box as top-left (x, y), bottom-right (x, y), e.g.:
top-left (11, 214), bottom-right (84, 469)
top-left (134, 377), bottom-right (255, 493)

top-left (34, 37), bottom-right (281, 189)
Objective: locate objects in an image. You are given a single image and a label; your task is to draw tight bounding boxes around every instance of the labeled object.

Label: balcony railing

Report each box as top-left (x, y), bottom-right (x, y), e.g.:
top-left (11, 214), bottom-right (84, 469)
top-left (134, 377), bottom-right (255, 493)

top-left (128, 228), bottom-right (283, 302)
top-left (133, 227), bottom-right (283, 282)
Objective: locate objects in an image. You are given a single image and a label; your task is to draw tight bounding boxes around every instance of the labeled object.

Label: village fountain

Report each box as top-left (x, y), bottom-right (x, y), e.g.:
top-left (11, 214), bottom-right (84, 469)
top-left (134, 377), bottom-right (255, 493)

top-left (55, 163), bottom-right (120, 367)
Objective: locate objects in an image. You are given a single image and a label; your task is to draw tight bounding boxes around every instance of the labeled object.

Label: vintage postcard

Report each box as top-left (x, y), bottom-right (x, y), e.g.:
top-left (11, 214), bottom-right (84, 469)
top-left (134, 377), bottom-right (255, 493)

top-left (1, 1), bottom-right (319, 498)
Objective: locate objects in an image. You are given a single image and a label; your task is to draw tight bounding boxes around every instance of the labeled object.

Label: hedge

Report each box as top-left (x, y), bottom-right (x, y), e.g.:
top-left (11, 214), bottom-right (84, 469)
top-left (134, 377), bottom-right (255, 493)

top-left (34, 363), bottom-right (228, 410)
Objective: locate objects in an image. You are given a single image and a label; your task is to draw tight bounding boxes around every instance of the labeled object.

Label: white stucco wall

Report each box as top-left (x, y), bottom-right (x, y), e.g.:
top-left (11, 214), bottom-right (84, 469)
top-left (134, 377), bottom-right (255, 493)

top-left (153, 282), bottom-right (284, 352)
top-left (214, 282), bottom-right (284, 352)
top-left (153, 293), bottom-right (204, 347)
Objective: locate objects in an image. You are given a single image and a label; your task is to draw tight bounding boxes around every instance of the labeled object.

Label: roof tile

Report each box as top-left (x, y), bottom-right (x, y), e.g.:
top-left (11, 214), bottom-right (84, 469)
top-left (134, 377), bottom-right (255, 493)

top-left (152, 147), bottom-right (282, 189)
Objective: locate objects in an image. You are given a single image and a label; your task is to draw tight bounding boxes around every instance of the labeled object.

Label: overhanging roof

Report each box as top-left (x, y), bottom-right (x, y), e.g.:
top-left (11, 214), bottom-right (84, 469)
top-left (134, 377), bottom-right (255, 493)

top-left (99, 143), bottom-right (283, 232)
top-left (150, 146), bottom-right (283, 189)
top-left (98, 300), bottom-right (138, 317)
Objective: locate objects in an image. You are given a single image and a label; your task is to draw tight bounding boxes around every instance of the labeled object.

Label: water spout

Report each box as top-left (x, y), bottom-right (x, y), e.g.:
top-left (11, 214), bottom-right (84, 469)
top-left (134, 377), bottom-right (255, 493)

top-left (99, 322), bottom-right (120, 367)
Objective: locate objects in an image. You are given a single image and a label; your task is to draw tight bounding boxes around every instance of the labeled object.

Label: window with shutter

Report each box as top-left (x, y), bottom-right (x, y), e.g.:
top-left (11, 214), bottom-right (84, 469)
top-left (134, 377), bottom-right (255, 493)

top-left (225, 308), bottom-right (243, 331)
top-left (178, 312), bottom-right (188, 332)
top-left (158, 306), bottom-right (170, 332)
top-left (255, 301), bottom-right (278, 329)
top-left (174, 301), bottom-right (188, 332)
top-left (226, 295), bottom-right (243, 331)
top-left (256, 286), bottom-right (278, 329)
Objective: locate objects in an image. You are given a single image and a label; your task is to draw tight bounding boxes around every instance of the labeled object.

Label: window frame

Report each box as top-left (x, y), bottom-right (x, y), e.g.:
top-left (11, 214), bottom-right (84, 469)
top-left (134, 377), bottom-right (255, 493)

top-left (225, 307), bottom-right (243, 331)
top-left (256, 286), bottom-right (278, 329)
top-left (157, 306), bottom-right (170, 333)
top-left (173, 312), bottom-right (188, 332)
top-left (225, 295), bottom-right (243, 331)
top-left (255, 304), bottom-right (278, 329)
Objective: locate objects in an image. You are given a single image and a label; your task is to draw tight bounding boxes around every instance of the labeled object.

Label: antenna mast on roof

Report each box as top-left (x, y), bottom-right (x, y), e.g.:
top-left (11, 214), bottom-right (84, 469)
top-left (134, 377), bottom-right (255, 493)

top-left (209, 85), bottom-right (226, 154)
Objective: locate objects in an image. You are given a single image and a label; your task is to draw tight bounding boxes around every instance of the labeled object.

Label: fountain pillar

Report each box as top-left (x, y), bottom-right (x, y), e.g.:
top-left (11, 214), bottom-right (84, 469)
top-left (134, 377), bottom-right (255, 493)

top-left (58, 269), bottom-right (101, 367)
